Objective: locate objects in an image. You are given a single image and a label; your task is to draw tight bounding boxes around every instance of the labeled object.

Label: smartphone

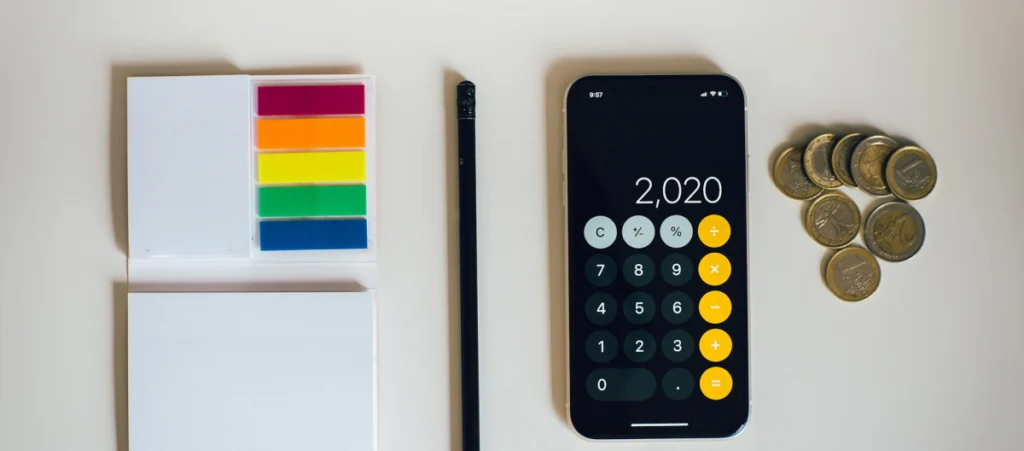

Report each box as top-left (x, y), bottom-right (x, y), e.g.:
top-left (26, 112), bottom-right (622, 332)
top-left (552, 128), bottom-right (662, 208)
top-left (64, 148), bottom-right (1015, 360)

top-left (562, 74), bottom-right (748, 440)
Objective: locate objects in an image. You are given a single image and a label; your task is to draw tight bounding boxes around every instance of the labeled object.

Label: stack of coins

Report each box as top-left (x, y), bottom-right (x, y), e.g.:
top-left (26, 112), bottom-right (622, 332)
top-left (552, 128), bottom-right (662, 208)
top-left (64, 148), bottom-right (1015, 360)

top-left (772, 132), bottom-right (937, 302)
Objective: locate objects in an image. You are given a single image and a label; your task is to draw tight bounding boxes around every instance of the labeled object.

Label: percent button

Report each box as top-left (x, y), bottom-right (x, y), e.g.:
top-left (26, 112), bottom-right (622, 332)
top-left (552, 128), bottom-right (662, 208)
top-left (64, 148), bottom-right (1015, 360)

top-left (660, 215), bottom-right (693, 248)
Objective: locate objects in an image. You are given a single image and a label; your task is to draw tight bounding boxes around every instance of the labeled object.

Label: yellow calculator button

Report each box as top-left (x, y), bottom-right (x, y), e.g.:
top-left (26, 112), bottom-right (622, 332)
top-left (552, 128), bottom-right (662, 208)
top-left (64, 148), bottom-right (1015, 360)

top-left (699, 367), bottom-right (733, 400)
top-left (697, 214), bottom-right (731, 248)
top-left (698, 253), bottom-right (731, 286)
top-left (698, 328), bottom-right (732, 362)
top-left (699, 291), bottom-right (732, 324)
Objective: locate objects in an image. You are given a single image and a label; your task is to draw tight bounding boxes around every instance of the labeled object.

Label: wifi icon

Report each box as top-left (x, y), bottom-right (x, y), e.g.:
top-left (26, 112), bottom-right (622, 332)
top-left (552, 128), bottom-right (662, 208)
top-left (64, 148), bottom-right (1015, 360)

top-left (710, 91), bottom-right (717, 97)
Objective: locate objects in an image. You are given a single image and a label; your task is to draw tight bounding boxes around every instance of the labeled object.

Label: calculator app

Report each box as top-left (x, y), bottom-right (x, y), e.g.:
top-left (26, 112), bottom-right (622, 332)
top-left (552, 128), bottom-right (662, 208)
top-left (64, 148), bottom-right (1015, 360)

top-left (564, 75), bottom-right (748, 439)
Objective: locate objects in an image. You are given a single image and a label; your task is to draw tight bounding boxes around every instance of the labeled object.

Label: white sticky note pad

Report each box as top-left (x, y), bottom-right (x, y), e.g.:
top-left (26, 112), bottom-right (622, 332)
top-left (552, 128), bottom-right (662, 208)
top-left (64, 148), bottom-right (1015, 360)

top-left (127, 75), bottom-right (252, 258)
top-left (128, 292), bottom-right (376, 451)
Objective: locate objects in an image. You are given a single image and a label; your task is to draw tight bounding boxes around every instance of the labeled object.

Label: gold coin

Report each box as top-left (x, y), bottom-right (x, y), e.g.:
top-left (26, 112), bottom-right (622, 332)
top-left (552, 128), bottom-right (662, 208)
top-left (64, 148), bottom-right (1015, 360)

top-left (863, 201), bottom-right (925, 262)
top-left (824, 245), bottom-right (881, 302)
top-left (803, 133), bottom-right (842, 189)
top-left (831, 133), bottom-right (864, 187)
top-left (885, 146), bottom-right (937, 201)
top-left (850, 135), bottom-right (899, 196)
top-left (773, 145), bottom-right (823, 200)
top-left (805, 191), bottom-right (861, 247)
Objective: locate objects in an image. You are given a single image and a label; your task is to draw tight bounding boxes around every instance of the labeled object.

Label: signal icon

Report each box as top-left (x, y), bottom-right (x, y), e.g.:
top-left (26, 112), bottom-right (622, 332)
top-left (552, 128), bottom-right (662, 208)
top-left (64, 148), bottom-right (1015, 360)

top-left (700, 92), bottom-right (707, 97)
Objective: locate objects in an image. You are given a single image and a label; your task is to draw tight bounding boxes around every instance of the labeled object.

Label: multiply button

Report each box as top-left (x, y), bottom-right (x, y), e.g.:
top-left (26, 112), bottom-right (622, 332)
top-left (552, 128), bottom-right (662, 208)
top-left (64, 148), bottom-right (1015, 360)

top-left (699, 367), bottom-right (733, 400)
top-left (622, 215), bottom-right (655, 249)
top-left (698, 328), bottom-right (732, 362)
top-left (699, 291), bottom-right (732, 324)
top-left (698, 252), bottom-right (731, 286)
top-left (586, 368), bottom-right (657, 402)
top-left (584, 216), bottom-right (617, 249)
top-left (698, 214), bottom-right (731, 248)
top-left (660, 215), bottom-right (693, 248)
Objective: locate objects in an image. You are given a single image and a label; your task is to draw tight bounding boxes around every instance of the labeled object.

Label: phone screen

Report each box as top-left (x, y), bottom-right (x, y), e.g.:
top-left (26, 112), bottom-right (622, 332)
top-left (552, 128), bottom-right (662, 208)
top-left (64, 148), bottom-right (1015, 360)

top-left (563, 74), bottom-right (748, 439)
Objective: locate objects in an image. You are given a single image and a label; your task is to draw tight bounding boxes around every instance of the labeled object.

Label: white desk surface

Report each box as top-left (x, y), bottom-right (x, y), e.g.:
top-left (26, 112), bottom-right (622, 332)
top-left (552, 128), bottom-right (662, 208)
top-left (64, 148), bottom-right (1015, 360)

top-left (1, 1), bottom-right (1022, 450)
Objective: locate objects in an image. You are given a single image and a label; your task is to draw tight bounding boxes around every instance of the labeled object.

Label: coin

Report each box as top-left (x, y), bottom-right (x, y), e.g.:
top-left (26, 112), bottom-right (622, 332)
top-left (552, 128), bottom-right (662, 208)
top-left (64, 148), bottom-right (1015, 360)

top-left (824, 245), bottom-right (881, 302)
top-left (773, 145), bottom-right (824, 200)
top-left (803, 133), bottom-right (842, 189)
top-left (885, 146), bottom-right (937, 201)
top-left (850, 135), bottom-right (899, 196)
top-left (805, 191), bottom-right (861, 247)
top-left (863, 201), bottom-right (925, 262)
top-left (831, 133), bottom-right (864, 187)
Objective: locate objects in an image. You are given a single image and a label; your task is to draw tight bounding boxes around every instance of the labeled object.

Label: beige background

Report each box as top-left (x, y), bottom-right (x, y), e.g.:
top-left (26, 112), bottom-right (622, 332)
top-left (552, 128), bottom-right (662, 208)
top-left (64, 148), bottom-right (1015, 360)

top-left (2, 0), bottom-right (1023, 450)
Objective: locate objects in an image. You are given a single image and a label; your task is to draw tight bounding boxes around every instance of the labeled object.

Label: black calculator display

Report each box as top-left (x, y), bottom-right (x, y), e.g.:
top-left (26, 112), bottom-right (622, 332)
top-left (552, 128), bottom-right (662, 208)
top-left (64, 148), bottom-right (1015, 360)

top-left (562, 74), bottom-right (748, 440)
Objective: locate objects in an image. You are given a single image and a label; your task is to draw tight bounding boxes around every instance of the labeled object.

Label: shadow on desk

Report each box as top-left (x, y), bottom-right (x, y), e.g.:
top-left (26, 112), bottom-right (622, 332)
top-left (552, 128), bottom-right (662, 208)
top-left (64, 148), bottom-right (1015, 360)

top-left (542, 55), bottom-right (722, 425)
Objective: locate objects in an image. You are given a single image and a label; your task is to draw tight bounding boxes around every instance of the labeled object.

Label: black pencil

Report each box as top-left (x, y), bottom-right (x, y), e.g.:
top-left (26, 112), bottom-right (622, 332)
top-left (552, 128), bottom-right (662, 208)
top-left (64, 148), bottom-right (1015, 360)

top-left (456, 80), bottom-right (479, 451)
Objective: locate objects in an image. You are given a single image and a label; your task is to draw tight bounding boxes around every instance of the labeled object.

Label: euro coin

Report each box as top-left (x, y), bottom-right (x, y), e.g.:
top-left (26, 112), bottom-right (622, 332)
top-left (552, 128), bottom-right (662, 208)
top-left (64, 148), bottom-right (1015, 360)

top-left (803, 133), bottom-right (842, 189)
top-left (885, 146), bottom-right (937, 201)
top-left (850, 135), bottom-right (899, 196)
top-left (831, 133), bottom-right (864, 187)
top-left (863, 201), bottom-right (925, 262)
top-left (825, 245), bottom-right (881, 302)
top-left (773, 145), bottom-right (823, 200)
top-left (805, 191), bottom-right (861, 248)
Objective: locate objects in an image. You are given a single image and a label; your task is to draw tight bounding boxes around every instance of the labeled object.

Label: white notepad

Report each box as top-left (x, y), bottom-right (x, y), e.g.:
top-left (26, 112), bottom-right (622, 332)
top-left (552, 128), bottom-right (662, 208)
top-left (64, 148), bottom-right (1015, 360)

top-left (128, 292), bottom-right (376, 451)
top-left (125, 73), bottom-right (380, 451)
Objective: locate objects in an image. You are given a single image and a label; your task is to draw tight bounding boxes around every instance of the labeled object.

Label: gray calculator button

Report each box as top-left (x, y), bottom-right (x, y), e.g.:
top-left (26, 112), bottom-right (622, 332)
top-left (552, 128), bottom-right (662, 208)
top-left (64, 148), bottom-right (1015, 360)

top-left (622, 254), bottom-right (655, 287)
top-left (585, 331), bottom-right (618, 363)
top-left (623, 330), bottom-right (657, 363)
top-left (662, 329), bottom-right (695, 363)
top-left (623, 292), bottom-right (655, 325)
top-left (662, 291), bottom-right (695, 324)
top-left (622, 215), bottom-right (655, 249)
top-left (661, 253), bottom-right (694, 287)
top-left (660, 215), bottom-right (693, 248)
top-left (584, 216), bottom-right (617, 249)
top-left (662, 368), bottom-right (696, 400)
top-left (585, 293), bottom-right (616, 325)
top-left (586, 368), bottom-right (657, 402)
top-left (585, 254), bottom-right (617, 287)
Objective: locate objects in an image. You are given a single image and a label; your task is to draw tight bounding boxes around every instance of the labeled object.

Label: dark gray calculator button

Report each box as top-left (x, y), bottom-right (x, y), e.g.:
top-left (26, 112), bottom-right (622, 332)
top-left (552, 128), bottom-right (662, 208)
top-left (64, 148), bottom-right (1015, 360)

top-left (661, 253), bottom-right (694, 286)
top-left (585, 331), bottom-right (618, 363)
top-left (662, 329), bottom-right (694, 362)
top-left (662, 368), bottom-right (696, 400)
top-left (585, 293), bottom-right (616, 325)
top-left (586, 368), bottom-right (657, 402)
top-left (585, 254), bottom-right (616, 287)
top-left (622, 292), bottom-right (655, 324)
top-left (662, 291), bottom-right (694, 324)
top-left (623, 330), bottom-right (656, 363)
top-left (622, 254), bottom-right (655, 287)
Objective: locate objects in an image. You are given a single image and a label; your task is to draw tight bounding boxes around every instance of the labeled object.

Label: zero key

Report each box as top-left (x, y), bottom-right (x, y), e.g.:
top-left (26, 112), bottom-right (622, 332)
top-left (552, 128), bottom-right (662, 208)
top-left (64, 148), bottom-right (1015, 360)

top-left (586, 368), bottom-right (656, 401)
